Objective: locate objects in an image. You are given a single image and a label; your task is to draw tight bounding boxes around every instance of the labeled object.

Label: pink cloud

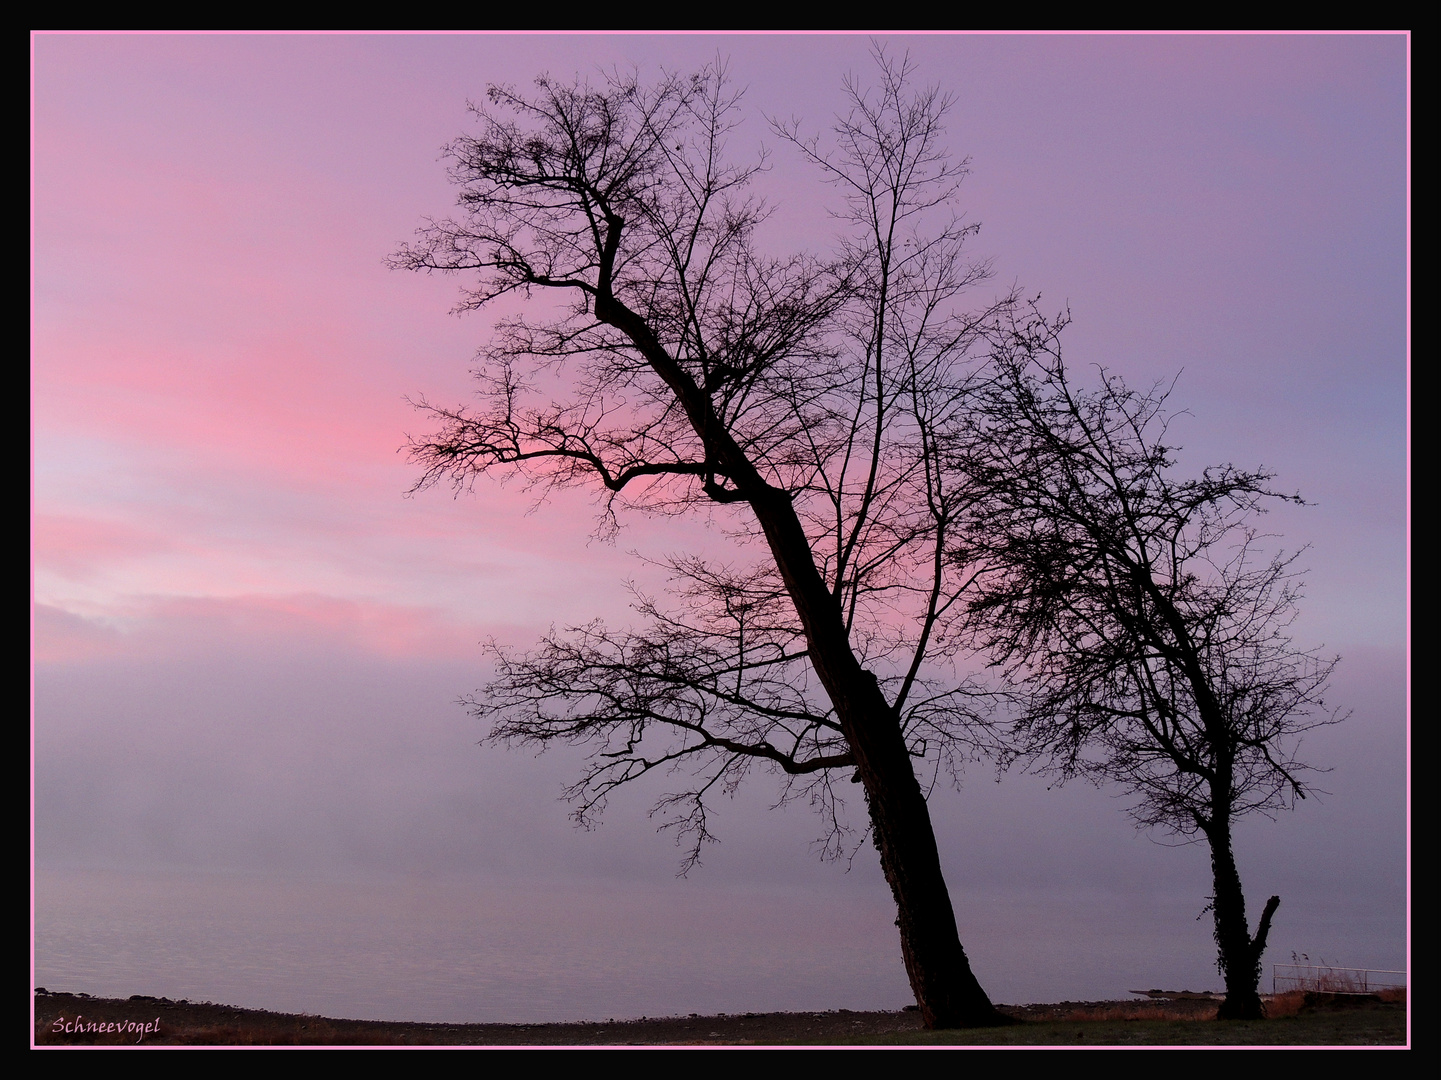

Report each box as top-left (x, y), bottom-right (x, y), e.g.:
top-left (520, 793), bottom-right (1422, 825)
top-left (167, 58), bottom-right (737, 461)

top-left (32, 513), bottom-right (178, 580)
top-left (34, 592), bottom-right (504, 666)
top-left (32, 604), bottom-right (127, 664)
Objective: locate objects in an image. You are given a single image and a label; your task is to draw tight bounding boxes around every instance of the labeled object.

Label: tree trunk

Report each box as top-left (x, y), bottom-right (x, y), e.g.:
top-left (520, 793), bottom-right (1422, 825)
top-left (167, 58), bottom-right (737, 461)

top-left (1207, 815), bottom-right (1278, 1021)
top-left (750, 491), bottom-right (1005, 1029)
top-left (594, 287), bottom-right (1004, 1029)
top-left (847, 668), bottom-right (1006, 1029)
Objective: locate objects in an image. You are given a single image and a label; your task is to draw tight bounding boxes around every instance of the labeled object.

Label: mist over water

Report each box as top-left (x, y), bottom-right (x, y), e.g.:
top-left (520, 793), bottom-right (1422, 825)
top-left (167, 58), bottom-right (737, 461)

top-left (35, 868), bottom-right (910, 1022)
top-left (31, 868), bottom-right (1219, 1022)
top-left (38, 862), bottom-right (1402, 1023)
top-left (31, 585), bottom-right (1403, 1024)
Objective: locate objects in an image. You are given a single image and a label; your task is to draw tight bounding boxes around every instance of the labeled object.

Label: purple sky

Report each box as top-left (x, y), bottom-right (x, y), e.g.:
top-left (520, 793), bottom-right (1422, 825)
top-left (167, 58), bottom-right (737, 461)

top-left (32, 33), bottom-right (1408, 1022)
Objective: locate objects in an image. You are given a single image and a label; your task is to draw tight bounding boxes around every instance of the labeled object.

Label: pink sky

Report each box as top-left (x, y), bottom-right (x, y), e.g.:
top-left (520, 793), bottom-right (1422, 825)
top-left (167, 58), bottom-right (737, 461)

top-left (32, 33), bottom-right (1408, 1021)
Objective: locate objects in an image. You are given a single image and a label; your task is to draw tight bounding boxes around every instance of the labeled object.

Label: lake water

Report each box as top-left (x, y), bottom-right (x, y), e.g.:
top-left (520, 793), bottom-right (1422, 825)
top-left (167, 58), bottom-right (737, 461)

top-left (32, 864), bottom-right (1276, 1023)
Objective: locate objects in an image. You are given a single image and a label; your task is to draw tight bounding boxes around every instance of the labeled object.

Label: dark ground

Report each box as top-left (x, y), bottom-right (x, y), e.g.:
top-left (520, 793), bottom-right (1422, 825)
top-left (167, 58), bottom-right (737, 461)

top-left (33, 989), bottom-right (1406, 1046)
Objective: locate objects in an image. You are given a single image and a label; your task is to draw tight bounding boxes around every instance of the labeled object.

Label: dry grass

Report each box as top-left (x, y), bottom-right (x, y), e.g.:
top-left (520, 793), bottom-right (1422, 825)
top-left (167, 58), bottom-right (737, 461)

top-left (1060, 1002), bottom-right (1219, 1023)
top-left (1265, 991), bottom-right (1309, 1018)
top-left (1005, 995), bottom-right (1221, 1024)
top-left (1265, 988), bottom-right (1405, 1020)
top-left (1275, 960), bottom-right (1407, 997)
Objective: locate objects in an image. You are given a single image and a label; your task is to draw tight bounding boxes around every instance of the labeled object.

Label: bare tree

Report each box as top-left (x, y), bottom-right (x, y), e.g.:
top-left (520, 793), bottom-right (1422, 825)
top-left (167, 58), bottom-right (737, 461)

top-left (960, 307), bottom-right (1343, 1020)
top-left (391, 53), bottom-right (1016, 1029)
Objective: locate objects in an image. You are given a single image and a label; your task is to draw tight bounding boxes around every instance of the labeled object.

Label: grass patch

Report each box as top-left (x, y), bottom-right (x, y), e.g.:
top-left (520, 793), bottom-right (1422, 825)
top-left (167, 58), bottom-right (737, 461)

top-left (858, 998), bottom-right (1405, 1046)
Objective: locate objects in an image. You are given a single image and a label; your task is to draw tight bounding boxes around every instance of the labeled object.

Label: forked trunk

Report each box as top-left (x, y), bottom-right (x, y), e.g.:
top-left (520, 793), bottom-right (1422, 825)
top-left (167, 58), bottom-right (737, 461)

top-left (1207, 817), bottom-right (1280, 1021)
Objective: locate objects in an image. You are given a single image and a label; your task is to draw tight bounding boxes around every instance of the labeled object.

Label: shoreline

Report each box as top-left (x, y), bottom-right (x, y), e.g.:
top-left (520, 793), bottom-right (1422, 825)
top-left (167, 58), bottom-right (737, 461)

top-left (33, 989), bottom-right (1405, 1046)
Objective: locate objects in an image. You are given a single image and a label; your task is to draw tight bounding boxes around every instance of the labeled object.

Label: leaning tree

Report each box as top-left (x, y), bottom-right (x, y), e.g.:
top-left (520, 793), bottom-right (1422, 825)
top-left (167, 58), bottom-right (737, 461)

top-left (960, 308), bottom-right (1343, 1020)
top-left (392, 54), bottom-right (1015, 1028)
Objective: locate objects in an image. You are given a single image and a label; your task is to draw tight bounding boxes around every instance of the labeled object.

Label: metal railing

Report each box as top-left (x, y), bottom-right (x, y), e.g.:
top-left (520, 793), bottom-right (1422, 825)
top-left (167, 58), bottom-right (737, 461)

top-left (1271, 963), bottom-right (1406, 995)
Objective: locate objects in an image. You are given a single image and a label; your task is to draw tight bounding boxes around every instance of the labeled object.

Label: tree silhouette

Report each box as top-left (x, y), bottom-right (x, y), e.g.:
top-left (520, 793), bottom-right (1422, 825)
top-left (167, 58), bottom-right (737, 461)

top-left (961, 307), bottom-right (1343, 1020)
top-left (391, 52), bottom-right (1015, 1028)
